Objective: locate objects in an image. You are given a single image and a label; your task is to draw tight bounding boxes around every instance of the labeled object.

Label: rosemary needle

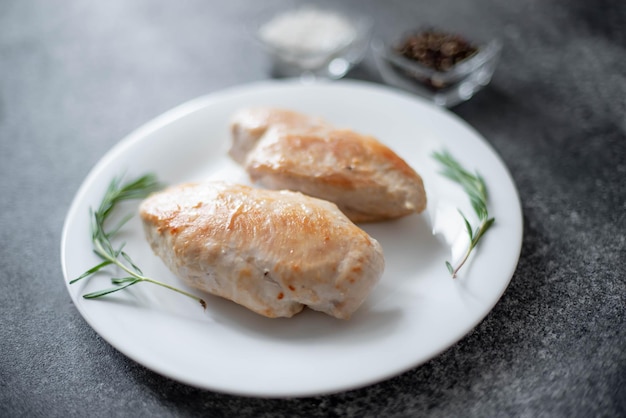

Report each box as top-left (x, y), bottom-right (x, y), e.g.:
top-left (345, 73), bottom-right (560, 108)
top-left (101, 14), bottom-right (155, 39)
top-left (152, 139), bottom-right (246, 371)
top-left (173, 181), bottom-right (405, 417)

top-left (70, 174), bottom-right (207, 309)
top-left (432, 150), bottom-right (495, 278)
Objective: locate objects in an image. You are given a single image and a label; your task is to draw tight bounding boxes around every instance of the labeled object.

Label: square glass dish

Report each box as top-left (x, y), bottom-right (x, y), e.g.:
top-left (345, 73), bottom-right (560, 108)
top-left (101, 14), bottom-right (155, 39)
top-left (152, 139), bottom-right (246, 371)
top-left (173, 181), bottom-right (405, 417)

top-left (372, 30), bottom-right (501, 107)
top-left (253, 6), bottom-right (373, 80)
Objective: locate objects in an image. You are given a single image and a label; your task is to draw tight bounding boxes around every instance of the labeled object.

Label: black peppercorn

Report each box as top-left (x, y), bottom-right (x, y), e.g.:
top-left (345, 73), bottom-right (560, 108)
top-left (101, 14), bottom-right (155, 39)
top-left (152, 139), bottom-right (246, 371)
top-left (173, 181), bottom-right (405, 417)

top-left (395, 29), bottom-right (478, 72)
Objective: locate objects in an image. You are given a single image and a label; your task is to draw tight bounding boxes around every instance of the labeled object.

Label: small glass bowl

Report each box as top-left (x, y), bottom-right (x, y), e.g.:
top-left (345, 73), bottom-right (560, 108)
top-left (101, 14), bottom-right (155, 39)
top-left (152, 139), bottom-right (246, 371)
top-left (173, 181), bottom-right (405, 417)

top-left (253, 7), bottom-right (373, 81)
top-left (372, 31), bottom-right (501, 107)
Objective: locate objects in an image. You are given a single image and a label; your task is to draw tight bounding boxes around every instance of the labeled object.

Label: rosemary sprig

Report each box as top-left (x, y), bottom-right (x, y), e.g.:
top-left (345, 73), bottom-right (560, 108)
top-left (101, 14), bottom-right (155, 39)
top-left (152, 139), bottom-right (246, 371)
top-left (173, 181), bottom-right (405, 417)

top-left (70, 174), bottom-right (206, 309)
top-left (432, 150), bottom-right (495, 278)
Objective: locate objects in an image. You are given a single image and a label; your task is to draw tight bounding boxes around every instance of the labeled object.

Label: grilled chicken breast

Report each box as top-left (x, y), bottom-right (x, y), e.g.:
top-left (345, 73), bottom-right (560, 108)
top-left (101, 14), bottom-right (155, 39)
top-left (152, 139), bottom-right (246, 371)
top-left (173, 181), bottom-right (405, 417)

top-left (230, 107), bottom-right (427, 223)
top-left (139, 181), bottom-right (384, 319)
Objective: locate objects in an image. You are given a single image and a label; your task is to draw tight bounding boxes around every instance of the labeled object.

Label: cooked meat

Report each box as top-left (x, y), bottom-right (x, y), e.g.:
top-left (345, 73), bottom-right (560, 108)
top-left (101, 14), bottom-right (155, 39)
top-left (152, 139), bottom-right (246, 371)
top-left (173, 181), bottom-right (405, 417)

top-left (229, 107), bottom-right (427, 223)
top-left (139, 181), bottom-right (385, 319)
top-left (229, 107), bottom-right (330, 164)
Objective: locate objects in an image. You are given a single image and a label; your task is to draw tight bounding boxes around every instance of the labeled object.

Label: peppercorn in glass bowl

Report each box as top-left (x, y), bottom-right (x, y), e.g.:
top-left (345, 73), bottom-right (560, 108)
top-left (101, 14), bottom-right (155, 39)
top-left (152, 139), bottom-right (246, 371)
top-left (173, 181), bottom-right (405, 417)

top-left (372, 29), bottom-right (501, 107)
top-left (254, 6), bottom-right (373, 81)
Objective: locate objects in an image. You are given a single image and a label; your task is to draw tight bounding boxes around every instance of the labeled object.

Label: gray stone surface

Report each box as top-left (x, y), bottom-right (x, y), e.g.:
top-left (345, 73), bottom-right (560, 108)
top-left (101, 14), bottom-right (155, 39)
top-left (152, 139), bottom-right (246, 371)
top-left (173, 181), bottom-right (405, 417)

top-left (1, 0), bottom-right (624, 416)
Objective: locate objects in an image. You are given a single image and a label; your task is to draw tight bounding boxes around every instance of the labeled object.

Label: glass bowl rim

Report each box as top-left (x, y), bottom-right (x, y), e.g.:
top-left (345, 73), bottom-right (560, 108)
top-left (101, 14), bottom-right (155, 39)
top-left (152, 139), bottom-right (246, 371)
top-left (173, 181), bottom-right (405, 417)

top-left (252, 6), bottom-right (374, 59)
top-left (371, 33), bottom-right (502, 79)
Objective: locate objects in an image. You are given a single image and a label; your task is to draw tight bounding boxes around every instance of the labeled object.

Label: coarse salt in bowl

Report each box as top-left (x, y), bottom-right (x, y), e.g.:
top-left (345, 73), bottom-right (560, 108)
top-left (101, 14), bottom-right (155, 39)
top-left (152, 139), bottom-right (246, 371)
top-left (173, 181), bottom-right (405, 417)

top-left (255, 6), bottom-right (372, 80)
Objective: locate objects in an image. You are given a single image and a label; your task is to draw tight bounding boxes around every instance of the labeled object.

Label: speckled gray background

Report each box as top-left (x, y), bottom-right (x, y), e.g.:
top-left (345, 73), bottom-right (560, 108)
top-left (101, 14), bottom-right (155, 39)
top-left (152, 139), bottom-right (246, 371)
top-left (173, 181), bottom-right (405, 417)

top-left (1, 0), bottom-right (624, 417)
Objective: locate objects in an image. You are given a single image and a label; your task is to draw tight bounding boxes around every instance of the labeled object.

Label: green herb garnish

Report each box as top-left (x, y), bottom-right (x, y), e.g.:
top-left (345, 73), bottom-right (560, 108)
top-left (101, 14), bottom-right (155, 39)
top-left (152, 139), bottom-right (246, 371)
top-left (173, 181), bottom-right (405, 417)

top-left (433, 150), bottom-right (495, 278)
top-left (70, 174), bottom-right (206, 308)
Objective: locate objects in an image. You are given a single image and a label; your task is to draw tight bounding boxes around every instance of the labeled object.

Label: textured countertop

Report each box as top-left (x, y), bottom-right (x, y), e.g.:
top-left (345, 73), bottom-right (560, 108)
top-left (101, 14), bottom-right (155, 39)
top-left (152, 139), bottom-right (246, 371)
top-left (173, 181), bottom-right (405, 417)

top-left (1, 0), bottom-right (624, 416)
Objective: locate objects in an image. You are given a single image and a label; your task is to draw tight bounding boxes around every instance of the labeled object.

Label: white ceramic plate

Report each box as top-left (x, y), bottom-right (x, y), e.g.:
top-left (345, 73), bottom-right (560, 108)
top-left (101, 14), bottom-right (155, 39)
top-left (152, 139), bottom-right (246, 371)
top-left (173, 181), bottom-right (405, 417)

top-left (61, 80), bottom-right (522, 398)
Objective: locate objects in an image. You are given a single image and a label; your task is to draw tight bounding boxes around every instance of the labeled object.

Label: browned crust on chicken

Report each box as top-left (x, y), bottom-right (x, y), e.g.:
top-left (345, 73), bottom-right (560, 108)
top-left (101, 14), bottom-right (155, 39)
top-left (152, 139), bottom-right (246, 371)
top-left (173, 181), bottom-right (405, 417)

top-left (140, 181), bottom-right (385, 319)
top-left (230, 107), bottom-right (427, 223)
top-left (229, 107), bottom-right (330, 164)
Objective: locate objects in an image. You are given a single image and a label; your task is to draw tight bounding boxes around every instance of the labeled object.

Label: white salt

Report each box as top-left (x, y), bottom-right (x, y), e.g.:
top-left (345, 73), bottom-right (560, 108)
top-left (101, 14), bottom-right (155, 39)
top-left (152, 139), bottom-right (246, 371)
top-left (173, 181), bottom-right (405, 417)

top-left (259, 8), bottom-right (356, 54)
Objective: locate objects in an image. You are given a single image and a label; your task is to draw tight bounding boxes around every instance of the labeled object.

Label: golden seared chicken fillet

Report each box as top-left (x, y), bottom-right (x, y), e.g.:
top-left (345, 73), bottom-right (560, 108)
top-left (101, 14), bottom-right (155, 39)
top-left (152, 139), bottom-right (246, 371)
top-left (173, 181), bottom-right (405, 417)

top-left (139, 181), bottom-right (384, 319)
top-left (229, 107), bottom-right (427, 223)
